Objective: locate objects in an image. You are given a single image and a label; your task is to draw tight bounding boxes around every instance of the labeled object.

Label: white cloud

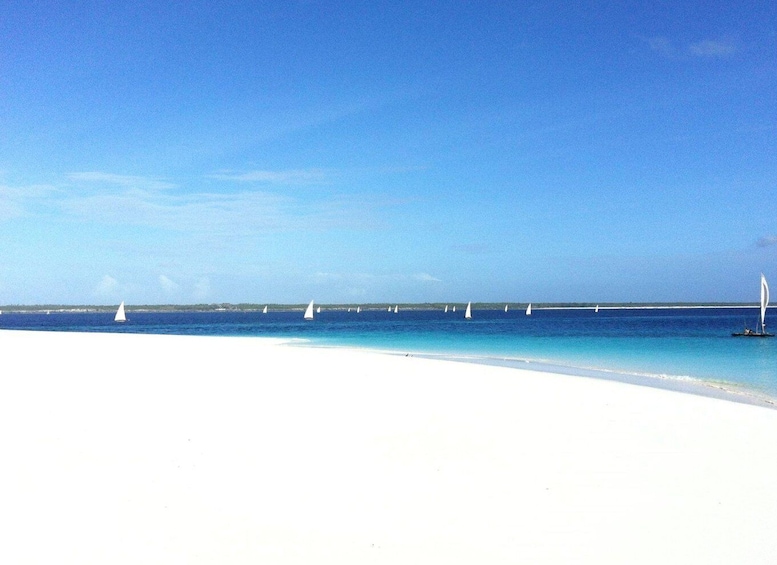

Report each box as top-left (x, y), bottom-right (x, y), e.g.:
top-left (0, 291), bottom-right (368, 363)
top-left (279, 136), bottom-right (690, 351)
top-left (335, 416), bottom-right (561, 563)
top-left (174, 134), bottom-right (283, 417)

top-left (647, 36), bottom-right (674, 57)
top-left (413, 273), bottom-right (442, 282)
top-left (209, 169), bottom-right (328, 185)
top-left (644, 36), bottom-right (736, 59)
top-left (159, 275), bottom-right (180, 293)
top-left (193, 278), bottom-right (211, 301)
top-left (95, 275), bottom-right (119, 297)
top-left (689, 40), bottom-right (736, 57)
top-left (68, 171), bottom-right (176, 191)
top-left (53, 169), bottom-right (375, 237)
top-left (0, 183), bottom-right (59, 220)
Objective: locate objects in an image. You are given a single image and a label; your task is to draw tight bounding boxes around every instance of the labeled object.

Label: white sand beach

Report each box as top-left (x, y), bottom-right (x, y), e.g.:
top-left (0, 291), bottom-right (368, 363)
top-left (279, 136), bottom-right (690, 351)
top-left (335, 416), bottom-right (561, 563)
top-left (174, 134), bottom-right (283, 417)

top-left (1, 329), bottom-right (776, 564)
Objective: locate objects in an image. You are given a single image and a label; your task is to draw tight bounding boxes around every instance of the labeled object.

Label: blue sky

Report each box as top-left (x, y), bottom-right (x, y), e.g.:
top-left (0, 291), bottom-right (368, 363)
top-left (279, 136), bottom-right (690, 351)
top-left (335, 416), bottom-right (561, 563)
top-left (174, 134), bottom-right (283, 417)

top-left (1, 1), bottom-right (775, 304)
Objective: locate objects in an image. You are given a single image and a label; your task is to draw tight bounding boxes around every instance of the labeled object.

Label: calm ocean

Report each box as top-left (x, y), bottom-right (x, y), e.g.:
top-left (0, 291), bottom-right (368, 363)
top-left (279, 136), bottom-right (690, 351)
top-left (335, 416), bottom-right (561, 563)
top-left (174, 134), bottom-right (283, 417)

top-left (2, 307), bottom-right (776, 402)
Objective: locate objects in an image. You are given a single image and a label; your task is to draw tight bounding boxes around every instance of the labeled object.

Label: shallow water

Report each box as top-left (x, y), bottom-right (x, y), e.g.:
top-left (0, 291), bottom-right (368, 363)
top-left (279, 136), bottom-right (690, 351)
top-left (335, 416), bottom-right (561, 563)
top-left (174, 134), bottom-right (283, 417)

top-left (2, 307), bottom-right (775, 400)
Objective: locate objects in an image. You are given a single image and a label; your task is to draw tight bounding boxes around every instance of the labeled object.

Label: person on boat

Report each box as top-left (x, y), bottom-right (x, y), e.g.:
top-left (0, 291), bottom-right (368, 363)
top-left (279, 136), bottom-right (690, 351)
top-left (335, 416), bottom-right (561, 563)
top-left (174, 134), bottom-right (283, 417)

top-left (744, 328), bottom-right (754, 336)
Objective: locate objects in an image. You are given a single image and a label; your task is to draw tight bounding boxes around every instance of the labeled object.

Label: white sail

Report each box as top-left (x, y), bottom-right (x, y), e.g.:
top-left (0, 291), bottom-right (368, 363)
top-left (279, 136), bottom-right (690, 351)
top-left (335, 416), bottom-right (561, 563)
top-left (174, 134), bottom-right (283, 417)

top-left (526, 303), bottom-right (532, 316)
top-left (595, 305), bottom-right (599, 313)
top-left (465, 302), bottom-right (472, 319)
top-left (348, 308), bottom-right (351, 312)
top-left (357, 306), bottom-right (361, 313)
top-left (394, 305), bottom-right (398, 314)
top-left (262, 305), bottom-right (268, 314)
top-left (452, 306), bottom-right (456, 312)
top-left (505, 304), bottom-right (508, 312)
top-left (114, 301), bottom-right (126, 323)
top-left (304, 300), bottom-right (315, 320)
top-left (317, 306), bottom-right (321, 313)
top-left (761, 274), bottom-right (769, 331)
top-left (444, 305), bottom-right (448, 313)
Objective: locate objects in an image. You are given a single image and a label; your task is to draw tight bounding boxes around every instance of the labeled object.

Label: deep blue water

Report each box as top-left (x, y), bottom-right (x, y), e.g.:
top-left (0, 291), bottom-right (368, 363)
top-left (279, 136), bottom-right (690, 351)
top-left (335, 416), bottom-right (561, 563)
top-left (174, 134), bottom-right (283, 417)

top-left (2, 307), bottom-right (776, 399)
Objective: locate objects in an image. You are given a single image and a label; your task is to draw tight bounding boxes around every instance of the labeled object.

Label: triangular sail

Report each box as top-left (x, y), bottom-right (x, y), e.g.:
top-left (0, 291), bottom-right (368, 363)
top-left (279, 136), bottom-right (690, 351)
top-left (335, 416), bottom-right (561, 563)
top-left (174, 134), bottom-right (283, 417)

top-left (505, 304), bottom-right (508, 312)
top-left (761, 274), bottom-right (769, 331)
top-left (114, 301), bottom-right (126, 323)
top-left (526, 303), bottom-right (532, 316)
top-left (304, 300), bottom-right (314, 320)
top-left (444, 305), bottom-right (448, 313)
top-left (465, 302), bottom-right (472, 319)
top-left (394, 305), bottom-right (398, 314)
top-left (262, 305), bottom-right (268, 314)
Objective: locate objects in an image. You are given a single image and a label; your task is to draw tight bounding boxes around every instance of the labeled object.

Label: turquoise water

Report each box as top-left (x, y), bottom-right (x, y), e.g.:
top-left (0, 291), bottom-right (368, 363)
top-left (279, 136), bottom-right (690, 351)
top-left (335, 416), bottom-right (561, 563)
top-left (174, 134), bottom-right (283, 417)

top-left (2, 307), bottom-right (776, 400)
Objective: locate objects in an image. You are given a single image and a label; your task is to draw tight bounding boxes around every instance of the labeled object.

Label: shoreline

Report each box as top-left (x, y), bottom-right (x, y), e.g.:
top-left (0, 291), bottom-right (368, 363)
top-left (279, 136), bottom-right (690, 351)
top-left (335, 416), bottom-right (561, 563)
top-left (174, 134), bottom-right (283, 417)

top-left (287, 339), bottom-right (777, 410)
top-left (3, 330), bottom-right (777, 563)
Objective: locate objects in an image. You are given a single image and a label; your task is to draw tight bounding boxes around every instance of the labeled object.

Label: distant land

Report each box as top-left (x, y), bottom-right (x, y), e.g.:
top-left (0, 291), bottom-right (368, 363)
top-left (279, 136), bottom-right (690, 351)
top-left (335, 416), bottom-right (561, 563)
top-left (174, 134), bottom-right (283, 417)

top-left (0, 302), bottom-right (761, 314)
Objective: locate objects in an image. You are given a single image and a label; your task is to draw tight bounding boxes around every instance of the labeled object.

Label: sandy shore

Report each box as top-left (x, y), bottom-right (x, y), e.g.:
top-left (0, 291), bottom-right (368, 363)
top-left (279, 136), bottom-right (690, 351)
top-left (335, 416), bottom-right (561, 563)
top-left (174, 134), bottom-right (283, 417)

top-left (1, 330), bottom-right (776, 564)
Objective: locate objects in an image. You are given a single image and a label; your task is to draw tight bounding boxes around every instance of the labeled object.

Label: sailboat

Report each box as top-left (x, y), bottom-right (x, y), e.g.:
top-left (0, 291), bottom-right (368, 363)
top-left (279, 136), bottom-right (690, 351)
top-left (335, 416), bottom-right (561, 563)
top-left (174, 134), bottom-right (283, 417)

top-left (733, 274), bottom-right (773, 337)
top-left (114, 301), bottom-right (126, 323)
top-left (505, 304), bottom-right (509, 313)
top-left (525, 303), bottom-right (532, 316)
top-left (452, 306), bottom-right (456, 312)
top-left (595, 305), bottom-right (599, 313)
top-left (357, 306), bottom-right (361, 313)
top-left (304, 300), bottom-right (315, 320)
top-left (348, 308), bottom-right (351, 312)
top-left (394, 305), bottom-right (398, 314)
top-left (262, 305), bottom-right (268, 314)
top-left (444, 305), bottom-right (448, 313)
top-left (465, 302), bottom-right (472, 319)
top-left (317, 306), bottom-right (321, 314)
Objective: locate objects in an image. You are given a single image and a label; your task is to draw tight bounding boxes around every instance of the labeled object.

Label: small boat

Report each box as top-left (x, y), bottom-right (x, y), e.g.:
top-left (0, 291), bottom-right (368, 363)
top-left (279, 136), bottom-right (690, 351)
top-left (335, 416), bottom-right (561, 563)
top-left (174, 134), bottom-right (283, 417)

top-left (733, 274), bottom-right (773, 337)
top-left (526, 303), bottom-right (532, 316)
top-left (304, 300), bottom-right (315, 320)
top-left (505, 304), bottom-right (509, 313)
top-left (465, 302), bottom-right (472, 319)
top-left (317, 306), bottom-right (321, 314)
top-left (444, 305), bottom-right (448, 313)
top-left (357, 306), bottom-right (361, 313)
top-left (394, 305), bottom-right (398, 314)
top-left (262, 305), bottom-right (268, 314)
top-left (452, 306), bottom-right (456, 312)
top-left (595, 305), bottom-right (599, 313)
top-left (114, 301), bottom-right (126, 323)
top-left (348, 308), bottom-right (351, 312)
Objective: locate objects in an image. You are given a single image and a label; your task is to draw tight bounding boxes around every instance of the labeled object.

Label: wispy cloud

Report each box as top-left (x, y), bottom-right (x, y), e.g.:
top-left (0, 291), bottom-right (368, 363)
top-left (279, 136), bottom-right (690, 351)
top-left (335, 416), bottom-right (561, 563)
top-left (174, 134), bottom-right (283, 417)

top-left (757, 235), bottom-right (777, 248)
top-left (644, 36), bottom-right (736, 59)
top-left (94, 274), bottom-right (119, 297)
top-left (193, 278), bottom-right (211, 301)
top-left (51, 171), bottom-right (375, 235)
top-left (647, 36), bottom-right (674, 57)
top-left (209, 169), bottom-right (329, 185)
top-left (413, 273), bottom-right (442, 282)
top-left (68, 172), bottom-right (176, 191)
top-left (159, 274), bottom-right (180, 294)
top-left (0, 183), bottom-right (59, 220)
top-left (688, 40), bottom-right (736, 58)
